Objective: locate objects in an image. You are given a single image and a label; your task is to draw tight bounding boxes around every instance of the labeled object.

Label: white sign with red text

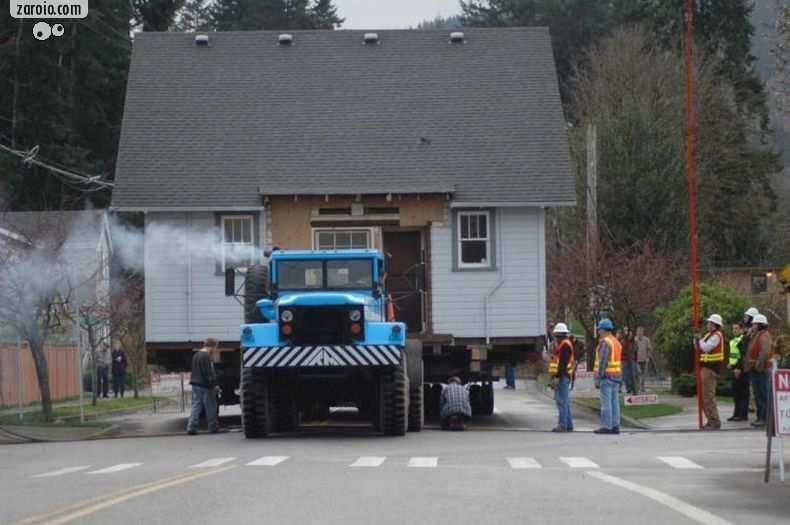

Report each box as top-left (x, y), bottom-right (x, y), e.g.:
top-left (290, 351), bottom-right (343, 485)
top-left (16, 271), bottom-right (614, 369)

top-left (773, 369), bottom-right (790, 437)
top-left (624, 394), bottom-right (658, 406)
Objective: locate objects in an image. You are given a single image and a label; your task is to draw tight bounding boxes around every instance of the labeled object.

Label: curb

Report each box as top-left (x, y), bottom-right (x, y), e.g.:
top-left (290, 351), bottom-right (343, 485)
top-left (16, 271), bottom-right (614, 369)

top-left (536, 382), bottom-right (650, 430)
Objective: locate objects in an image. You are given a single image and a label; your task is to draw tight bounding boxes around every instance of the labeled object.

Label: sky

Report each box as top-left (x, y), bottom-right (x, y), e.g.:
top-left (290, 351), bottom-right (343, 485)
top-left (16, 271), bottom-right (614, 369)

top-left (334, 0), bottom-right (463, 29)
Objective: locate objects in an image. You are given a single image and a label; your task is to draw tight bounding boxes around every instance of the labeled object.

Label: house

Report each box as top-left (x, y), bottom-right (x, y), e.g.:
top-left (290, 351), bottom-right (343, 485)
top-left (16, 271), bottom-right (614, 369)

top-left (0, 210), bottom-right (112, 405)
top-left (110, 28), bottom-right (575, 372)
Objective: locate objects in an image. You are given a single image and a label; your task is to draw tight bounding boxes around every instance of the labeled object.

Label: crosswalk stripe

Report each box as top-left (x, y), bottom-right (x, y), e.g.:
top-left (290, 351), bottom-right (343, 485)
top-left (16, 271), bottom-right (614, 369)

top-left (507, 457), bottom-right (542, 469)
top-left (190, 457), bottom-right (236, 468)
top-left (87, 463), bottom-right (142, 474)
top-left (560, 457), bottom-right (599, 469)
top-left (246, 456), bottom-right (289, 467)
top-left (33, 466), bottom-right (91, 478)
top-left (350, 457), bottom-right (387, 468)
top-left (657, 456), bottom-right (704, 470)
top-left (408, 457), bottom-right (438, 468)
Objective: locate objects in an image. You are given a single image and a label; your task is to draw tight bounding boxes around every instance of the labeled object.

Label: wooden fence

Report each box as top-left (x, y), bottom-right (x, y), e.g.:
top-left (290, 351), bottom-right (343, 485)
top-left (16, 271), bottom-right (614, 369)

top-left (0, 343), bottom-right (79, 407)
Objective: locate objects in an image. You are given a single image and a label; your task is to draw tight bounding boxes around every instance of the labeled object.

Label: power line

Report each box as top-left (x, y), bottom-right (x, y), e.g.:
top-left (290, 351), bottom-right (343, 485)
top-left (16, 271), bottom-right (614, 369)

top-left (0, 142), bottom-right (114, 190)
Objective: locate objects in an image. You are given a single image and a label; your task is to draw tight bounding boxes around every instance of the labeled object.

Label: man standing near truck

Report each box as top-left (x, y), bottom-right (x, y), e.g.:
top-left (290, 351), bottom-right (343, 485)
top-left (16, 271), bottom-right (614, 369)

top-left (593, 319), bottom-right (622, 435)
top-left (187, 337), bottom-right (222, 435)
top-left (549, 323), bottom-right (574, 432)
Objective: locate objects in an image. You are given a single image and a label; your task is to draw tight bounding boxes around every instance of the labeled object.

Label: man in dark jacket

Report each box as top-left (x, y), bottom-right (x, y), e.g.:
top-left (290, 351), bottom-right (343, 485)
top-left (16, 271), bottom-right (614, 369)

top-left (111, 346), bottom-right (127, 398)
top-left (187, 337), bottom-right (221, 435)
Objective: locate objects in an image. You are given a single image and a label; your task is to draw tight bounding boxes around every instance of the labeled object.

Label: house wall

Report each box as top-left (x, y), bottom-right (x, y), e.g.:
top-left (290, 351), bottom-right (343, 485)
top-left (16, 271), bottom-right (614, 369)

top-left (145, 211), bottom-right (260, 343)
top-left (430, 207), bottom-right (546, 339)
top-left (268, 195), bottom-right (446, 250)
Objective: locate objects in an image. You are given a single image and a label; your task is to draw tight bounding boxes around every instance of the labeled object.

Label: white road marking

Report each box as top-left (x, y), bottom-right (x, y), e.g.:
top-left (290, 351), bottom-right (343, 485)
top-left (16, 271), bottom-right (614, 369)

top-left (408, 457), bottom-right (438, 468)
top-left (588, 471), bottom-right (733, 525)
top-left (190, 457), bottom-right (236, 468)
top-left (658, 456), bottom-right (704, 470)
top-left (350, 457), bottom-right (387, 468)
top-left (246, 456), bottom-right (289, 467)
top-left (33, 466), bottom-right (91, 478)
top-left (87, 463), bottom-right (142, 474)
top-left (560, 457), bottom-right (599, 469)
top-left (507, 457), bottom-right (542, 469)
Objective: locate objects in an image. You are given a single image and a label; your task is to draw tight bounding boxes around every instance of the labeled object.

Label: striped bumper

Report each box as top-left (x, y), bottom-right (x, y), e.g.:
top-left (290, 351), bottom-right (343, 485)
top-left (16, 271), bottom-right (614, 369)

top-left (243, 345), bottom-right (403, 368)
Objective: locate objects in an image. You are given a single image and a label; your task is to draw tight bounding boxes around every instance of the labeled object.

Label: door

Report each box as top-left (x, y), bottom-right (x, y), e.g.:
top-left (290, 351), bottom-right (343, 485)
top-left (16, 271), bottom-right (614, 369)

top-left (382, 231), bottom-right (424, 334)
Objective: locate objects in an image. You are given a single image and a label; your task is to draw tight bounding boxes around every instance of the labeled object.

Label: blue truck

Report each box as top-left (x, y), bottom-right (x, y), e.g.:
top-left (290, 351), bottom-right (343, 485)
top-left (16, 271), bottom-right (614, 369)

top-left (228, 249), bottom-right (424, 437)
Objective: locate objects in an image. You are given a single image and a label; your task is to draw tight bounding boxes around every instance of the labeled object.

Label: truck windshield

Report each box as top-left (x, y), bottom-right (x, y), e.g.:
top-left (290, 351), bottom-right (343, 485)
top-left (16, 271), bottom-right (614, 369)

top-left (276, 259), bottom-right (373, 290)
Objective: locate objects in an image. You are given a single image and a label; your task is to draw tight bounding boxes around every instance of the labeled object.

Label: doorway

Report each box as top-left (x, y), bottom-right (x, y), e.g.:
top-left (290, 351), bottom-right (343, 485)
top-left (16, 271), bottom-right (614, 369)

top-left (382, 230), bottom-right (424, 334)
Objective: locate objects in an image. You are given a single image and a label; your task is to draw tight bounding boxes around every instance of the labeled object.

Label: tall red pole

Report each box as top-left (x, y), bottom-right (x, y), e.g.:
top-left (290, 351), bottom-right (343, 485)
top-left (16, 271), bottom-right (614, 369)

top-left (684, 0), bottom-right (703, 430)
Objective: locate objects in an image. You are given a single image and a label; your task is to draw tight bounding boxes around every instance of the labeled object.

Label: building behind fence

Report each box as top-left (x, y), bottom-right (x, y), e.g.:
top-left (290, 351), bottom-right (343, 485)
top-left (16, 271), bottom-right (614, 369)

top-left (0, 343), bottom-right (79, 407)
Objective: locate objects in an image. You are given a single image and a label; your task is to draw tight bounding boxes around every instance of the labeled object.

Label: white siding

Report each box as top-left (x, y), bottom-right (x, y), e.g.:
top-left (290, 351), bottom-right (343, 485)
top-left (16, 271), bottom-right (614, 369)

top-left (430, 207), bottom-right (546, 338)
top-left (145, 211), bottom-right (258, 343)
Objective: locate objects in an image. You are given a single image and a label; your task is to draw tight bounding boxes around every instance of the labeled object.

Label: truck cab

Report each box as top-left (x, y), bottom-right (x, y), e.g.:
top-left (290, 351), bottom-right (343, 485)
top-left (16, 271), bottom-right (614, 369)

top-left (238, 249), bottom-right (422, 437)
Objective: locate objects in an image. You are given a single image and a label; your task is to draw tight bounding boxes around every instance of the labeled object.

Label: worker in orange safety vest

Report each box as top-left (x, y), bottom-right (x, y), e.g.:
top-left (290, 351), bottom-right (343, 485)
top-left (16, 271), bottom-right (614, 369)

top-left (549, 323), bottom-right (575, 432)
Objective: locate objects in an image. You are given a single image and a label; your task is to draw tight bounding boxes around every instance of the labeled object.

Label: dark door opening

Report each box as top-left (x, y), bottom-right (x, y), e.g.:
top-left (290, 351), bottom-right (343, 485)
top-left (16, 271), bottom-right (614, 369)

top-left (382, 231), bottom-right (424, 334)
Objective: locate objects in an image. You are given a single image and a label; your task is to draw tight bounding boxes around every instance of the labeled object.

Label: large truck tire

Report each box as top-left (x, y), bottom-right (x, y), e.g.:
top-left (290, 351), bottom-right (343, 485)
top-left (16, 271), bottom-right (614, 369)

top-left (423, 383), bottom-right (434, 418)
top-left (270, 373), bottom-right (298, 433)
top-left (242, 368), bottom-right (270, 438)
top-left (380, 358), bottom-right (409, 436)
top-left (430, 383), bottom-right (443, 418)
top-left (244, 264), bottom-right (269, 324)
top-left (405, 340), bottom-right (424, 432)
top-left (469, 383), bottom-right (483, 416)
top-left (481, 382), bottom-right (494, 416)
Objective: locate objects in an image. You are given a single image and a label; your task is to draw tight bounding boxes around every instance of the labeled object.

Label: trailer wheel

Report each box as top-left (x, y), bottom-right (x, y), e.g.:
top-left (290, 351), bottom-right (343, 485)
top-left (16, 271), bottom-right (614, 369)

top-left (469, 384), bottom-right (483, 416)
top-left (244, 265), bottom-right (269, 324)
top-left (423, 383), bottom-right (434, 418)
top-left (406, 340), bottom-right (424, 432)
top-left (242, 368), bottom-right (270, 438)
top-left (481, 382), bottom-right (494, 416)
top-left (430, 383), bottom-right (443, 418)
top-left (380, 357), bottom-right (409, 436)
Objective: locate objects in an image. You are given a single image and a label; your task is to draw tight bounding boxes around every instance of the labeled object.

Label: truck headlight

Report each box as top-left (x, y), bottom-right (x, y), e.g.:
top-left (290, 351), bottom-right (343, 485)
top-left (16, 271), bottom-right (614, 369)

top-left (280, 309), bottom-right (294, 323)
top-left (349, 309), bottom-right (362, 322)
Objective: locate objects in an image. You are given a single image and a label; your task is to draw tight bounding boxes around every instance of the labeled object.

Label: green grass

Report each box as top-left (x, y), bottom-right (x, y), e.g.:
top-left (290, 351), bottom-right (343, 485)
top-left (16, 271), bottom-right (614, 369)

top-left (574, 398), bottom-right (683, 419)
top-left (0, 396), bottom-right (154, 425)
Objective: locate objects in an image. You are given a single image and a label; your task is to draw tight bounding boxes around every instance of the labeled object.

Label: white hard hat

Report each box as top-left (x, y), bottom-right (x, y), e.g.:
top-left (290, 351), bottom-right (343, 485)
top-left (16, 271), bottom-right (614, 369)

top-left (553, 322), bottom-right (569, 335)
top-left (752, 314), bottom-right (768, 325)
top-left (706, 314), bottom-right (723, 327)
top-left (744, 307), bottom-right (759, 318)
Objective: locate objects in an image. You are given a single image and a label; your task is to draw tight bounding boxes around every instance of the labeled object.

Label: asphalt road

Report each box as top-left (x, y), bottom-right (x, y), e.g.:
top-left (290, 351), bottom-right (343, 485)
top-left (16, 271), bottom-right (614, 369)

top-left (2, 388), bottom-right (788, 525)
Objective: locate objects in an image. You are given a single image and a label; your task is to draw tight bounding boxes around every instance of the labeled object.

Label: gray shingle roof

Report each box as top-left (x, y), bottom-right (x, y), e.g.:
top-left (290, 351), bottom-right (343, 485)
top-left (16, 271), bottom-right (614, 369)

top-left (111, 28), bottom-right (574, 210)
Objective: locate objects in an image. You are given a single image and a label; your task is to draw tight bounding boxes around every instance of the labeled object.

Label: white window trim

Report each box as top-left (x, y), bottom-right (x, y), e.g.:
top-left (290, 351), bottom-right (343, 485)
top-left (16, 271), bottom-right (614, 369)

top-left (221, 215), bottom-right (255, 271)
top-left (311, 227), bottom-right (374, 250)
top-left (457, 211), bottom-right (491, 269)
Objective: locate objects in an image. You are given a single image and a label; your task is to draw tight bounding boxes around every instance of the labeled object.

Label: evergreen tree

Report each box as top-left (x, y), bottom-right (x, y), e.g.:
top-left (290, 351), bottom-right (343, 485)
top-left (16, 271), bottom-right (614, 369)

top-left (208, 0), bottom-right (342, 31)
top-left (132, 0), bottom-right (185, 31)
top-left (309, 0), bottom-right (344, 29)
top-left (175, 0), bottom-right (214, 31)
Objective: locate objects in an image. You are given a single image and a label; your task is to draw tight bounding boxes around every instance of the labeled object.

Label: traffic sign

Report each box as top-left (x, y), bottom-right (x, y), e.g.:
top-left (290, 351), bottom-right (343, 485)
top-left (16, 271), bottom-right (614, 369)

top-left (773, 369), bottom-right (790, 437)
top-left (624, 394), bottom-right (658, 406)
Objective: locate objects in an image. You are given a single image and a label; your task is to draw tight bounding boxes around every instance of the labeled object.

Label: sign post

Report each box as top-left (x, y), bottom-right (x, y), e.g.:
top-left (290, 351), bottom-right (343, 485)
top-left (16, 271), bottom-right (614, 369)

top-left (769, 363), bottom-right (789, 482)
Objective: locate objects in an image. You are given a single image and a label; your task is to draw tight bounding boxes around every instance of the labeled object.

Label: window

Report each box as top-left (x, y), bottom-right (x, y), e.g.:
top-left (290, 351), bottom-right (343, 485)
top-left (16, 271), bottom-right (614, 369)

top-left (277, 260), bottom-right (324, 290)
top-left (276, 259), bottom-right (374, 290)
top-left (221, 215), bottom-right (254, 271)
top-left (327, 259), bottom-right (373, 289)
top-left (457, 211), bottom-right (490, 268)
top-left (314, 229), bottom-right (371, 250)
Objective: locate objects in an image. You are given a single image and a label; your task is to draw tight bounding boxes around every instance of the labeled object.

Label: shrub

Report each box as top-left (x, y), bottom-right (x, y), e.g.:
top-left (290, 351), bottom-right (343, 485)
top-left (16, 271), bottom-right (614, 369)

top-left (673, 373), bottom-right (696, 397)
top-left (654, 282), bottom-right (748, 376)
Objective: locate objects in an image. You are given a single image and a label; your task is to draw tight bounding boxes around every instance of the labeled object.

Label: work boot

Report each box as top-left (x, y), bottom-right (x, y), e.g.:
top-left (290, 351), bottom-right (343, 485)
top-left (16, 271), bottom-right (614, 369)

top-left (593, 428), bottom-right (613, 434)
top-left (751, 419), bottom-right (766, 428)
top-left (703, 421), bottom-right (721, 430)
top-left (551, 426), bottom-right (567, 433)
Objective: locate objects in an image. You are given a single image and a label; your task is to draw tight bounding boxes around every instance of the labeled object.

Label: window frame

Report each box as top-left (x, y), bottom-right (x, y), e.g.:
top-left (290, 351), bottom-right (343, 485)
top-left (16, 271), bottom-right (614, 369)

top-left (456, 210), bottom-right (492, 269)
top-left (217, 214), bottom-right (258, 273)
top-left (312, 227), bottom-right (373, 251)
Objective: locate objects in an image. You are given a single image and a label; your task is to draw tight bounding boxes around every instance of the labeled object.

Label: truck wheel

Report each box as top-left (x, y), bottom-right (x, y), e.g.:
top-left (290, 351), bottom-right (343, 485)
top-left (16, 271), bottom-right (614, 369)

top-left (481, 382), bottom-right (494, 416)
top-left (469, 384), bottom-right (482, 416)
top-left (244, 265), bottom-right (269, 324)
top-left (423, 383), bottom-right (433, 418)
top-left (405, 340), bottom-right (424, 432)
top-left (269, 372), bottom-right (298, 433)
top-left (381, 358), bottom-right (409, 436)
top-left (430, 383), bottom-right (443, 418)
top-left (242, 368), bottom-right (270, 438)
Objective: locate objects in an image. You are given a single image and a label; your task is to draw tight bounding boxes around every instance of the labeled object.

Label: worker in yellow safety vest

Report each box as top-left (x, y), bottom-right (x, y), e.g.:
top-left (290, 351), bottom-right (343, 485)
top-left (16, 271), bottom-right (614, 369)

top-left (549, 323), bottom-right (575, 432)
top-left (695, 314), bottom-right (725, 430)
top-left (727, 322), bottom-right (748, 422)
top-left (593, 318), bottom-right (622, 434)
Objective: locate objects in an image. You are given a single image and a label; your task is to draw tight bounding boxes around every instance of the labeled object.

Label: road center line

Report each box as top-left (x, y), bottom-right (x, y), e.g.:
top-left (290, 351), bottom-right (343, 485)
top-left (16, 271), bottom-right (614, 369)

top-left (15, 466), bottom-right (236, 525)
top-left (587, 471), bottom-right (733, 525)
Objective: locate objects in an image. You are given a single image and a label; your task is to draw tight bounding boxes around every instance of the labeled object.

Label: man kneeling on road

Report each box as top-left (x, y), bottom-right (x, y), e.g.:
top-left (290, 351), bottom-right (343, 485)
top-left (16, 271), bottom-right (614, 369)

top-left (594, 319), bottom-right (622, 434)
top-left (440, 377), bottom-right (472, 431)
top-left (187, 337), bottom-right (223, 435)
top-left (549, 323), bottom-right (575, 432)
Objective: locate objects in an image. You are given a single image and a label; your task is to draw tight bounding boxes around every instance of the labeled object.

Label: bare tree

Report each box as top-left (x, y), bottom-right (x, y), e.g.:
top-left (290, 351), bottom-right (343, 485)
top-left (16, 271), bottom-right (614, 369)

top-left (112, 273), bottom-right (145, 399)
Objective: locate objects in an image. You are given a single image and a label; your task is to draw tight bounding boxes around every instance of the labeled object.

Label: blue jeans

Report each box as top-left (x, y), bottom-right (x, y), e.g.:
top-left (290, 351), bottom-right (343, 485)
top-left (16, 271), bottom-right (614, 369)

top-left (622, 362), bottom-right (636, 393)
top-left (599, 377), bottom-right (621, 430)
top-left (505, 364), bottom-right (516, 388)
top-left (554, 376), bottom-right (573, 429)
top-left (750, 370), bottom-right (768, 421)
top-left (187, 385), bottom-right (218, 433)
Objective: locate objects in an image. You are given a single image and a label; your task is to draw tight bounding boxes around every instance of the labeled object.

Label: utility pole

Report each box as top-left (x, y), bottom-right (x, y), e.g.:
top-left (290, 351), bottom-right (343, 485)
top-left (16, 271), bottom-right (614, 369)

top-left (684, 0), bottom-right (703, 431)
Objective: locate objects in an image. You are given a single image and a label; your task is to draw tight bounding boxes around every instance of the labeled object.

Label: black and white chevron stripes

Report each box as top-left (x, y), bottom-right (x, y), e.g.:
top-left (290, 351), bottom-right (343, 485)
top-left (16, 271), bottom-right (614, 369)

top-left (242, 345), bottom-right (403, 368)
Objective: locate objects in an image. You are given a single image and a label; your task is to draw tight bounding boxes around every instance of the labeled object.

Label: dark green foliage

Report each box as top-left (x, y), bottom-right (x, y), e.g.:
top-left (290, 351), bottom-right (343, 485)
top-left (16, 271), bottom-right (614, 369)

top-left (654, 282), bottom-right (748, 376)
top-left (208, 0), bottom-right (342, 31)
top-left (416, 16), bottom-right (464, 30)
top-left (133, 0), bottom-right (185, 31)
top-left (672, 371), bottom-right (734, 397)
